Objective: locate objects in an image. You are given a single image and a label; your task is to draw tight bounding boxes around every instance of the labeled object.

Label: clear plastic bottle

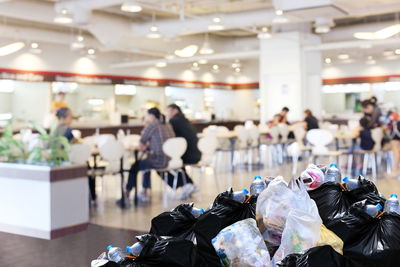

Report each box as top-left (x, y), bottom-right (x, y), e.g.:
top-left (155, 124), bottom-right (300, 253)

top-left (107, 245), bottom-right (124, 263)
top-left (384, 194), bottom-right (400, 214)
top-left (342, 177), bottom-right (360, 191)
top-left (191, 207), bottom-right (205, 218)
top-left (250, 176), bottom-right (266, 195)
top-left (232, 189), bottom-right (249, 203)
top-left (126, 242), bottom-right (144, 257)
top-left (364, 204), bottom-right (383, 217)
top-left (325, 163), bottom-right (341, 183)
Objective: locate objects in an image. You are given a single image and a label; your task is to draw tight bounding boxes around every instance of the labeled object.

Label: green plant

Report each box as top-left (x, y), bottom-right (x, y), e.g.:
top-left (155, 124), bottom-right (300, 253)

top-left (27, 121), bottom-right (70, 166)
top-left (0, 123), bottom-right (28, 162)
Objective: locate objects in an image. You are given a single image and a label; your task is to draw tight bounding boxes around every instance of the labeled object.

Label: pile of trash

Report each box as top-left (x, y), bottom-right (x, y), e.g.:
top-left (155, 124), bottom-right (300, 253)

top-left (92, 164), bottom-right (400, 267)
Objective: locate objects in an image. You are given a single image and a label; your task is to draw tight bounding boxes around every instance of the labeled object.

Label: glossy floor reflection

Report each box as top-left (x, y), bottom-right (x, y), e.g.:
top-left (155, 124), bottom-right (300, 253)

top-left (90, 153), bottom-right (400, 232)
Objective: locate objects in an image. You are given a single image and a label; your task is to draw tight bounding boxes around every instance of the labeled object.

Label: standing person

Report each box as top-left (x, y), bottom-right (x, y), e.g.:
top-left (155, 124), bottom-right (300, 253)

top-left (303, 109), bottom-right (319, 131)
top-left (165, 104), bottom-right (200, 198)
top-left (123, 108), bottom-right (175, 204)
top-left (54, 107), bottom-right (74, 142)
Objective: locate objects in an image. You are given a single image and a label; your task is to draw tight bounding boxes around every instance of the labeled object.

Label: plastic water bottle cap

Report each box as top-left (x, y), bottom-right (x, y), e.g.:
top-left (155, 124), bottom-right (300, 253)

top-left (390, 193), bottom-right (398, 199)
top-left (254, 176), bottom-right (262, 180)
top-left (126, 246), bottom-right (131, 253)
top-left (376, 203), bottom-right (383, 211)
top-left (342, 177), bottom-right (349, 182)
top-left (199, 208), bottom-right (205, 213)
top-left (107, 245), bottom-right (114, 250)
top-left (242, 189), bottom-right (249, 195)
top-left (330, 163), bottom-right (337, 168)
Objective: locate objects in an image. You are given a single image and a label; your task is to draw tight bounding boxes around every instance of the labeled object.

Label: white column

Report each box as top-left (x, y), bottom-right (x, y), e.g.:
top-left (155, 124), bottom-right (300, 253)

top-left (259, 32), bottom-right (322, 123)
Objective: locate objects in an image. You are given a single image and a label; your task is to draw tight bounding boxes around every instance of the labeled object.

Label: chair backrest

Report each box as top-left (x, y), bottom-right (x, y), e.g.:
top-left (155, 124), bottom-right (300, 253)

top-left (202, 125), bottom-right (217, 136)
top-left (122, 134), bottom-right (141, 149)
top-left (244, 120), bottom-right (255, 129)
top-left (163, 137), bottom-right (187, 169)
top-left (258, 123), bottom-right (270, 134)
top-left (98, 139), bottom-right (125, 162)
top-left (306, 129), bottom-right (334, 147)
top-left (69, 143), bottom-right (91, 164)
top-left (71, 129), bottom-right (82, 139)
top-left (371, 128), bottom-right (384, 151)
top-left (269, 126), bottom-right (280, 144)
top-left (235, 125), bottom-right (249, 148)
top-left (278, 123), bottom-right (289, 143)
top-left (198, 136), bottom-right (218, 165)
top-left (247, 127), bottom-right (260, 146)
top-left (217, 126), bottom-right (229, 134)
top-left (287, 142), bottom-right (301, 157)
top-left (98, 134), bottom-right (116, 148)
top-left (292, 125), bottom-right (306, 144)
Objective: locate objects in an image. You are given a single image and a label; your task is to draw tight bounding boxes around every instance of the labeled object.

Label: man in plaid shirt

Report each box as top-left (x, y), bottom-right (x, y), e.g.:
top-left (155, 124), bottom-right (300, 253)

top-left (124, 108), bottom-right (175, 203)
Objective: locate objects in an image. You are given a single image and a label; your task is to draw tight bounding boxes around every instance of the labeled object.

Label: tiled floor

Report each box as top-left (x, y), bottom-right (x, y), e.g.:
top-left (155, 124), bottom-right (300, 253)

top-left (90, 152), bottom-right (400, 232)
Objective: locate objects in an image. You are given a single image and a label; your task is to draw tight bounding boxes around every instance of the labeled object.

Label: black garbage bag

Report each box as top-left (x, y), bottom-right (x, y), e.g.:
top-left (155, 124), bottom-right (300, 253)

top-left (308, 177), bottom-right (384, 225)
top-left (278, 245), bottom-right (349, 267)
top-left (149, 203), bottom-right (198, 237)
top-left (190, 190), bottom-right (257, 266)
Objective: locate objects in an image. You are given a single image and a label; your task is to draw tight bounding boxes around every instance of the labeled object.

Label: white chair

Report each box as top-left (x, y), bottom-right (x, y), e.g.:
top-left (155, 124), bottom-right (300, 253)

top-left (287, 142), bottom-right (301, 176)
top-left (267, 126), bottom-right (282, 167)
top-left (97, 134), bottom-right (116, 148)
top-left (246, 126), bottom-right (261, 170)
top-left (361, 128), bottom-right (384, 178)
top-left (69, 143), bottom-right (91, 164)
top-left (196, 136), bottom-right (219, 200)
top-left (71, 129), bottom-right (82, 139)
top-left (306, 129), bottom-right (342, 164)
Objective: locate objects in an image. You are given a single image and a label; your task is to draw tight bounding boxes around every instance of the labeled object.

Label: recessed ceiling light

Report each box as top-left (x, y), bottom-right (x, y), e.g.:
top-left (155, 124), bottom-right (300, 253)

top-left (395, 49), bottom-right (400, 55)
top-left (54, 10), bottom-right (73, 24)
top-left (156, 61), bottom-right (167, 68)
top-left (87, 48), bottom-right (95, 55)
top-left (193, 62), bottom-right (199, 67)
top-left (208, 24), bottom-right (225, 31)
top-left (31, 42), bottom-right (39, 49)
top-left (0, 42), bottom-right (25, 56)
top-left (234, 67), bottom-right (241, 73)
top-left (354, 24), bottom-right (400, 40)
top-left (272, 16), bottom-right (288, 24)
top-left (198, 59), bottom-right (208, 64)
top-left (121, 0), bottom-right (142, 12)
top-left (275, 9), bottom-right (283, 16)
top-left (213, 17), bottom-right (221, 23)
top-left (325, 58), bottom-right (332, 64)
top-left (338, 54), bottom-right (349, 60)
top-left (77, 35), bottom-right (84, 42)
top-left (174, 45), bottom-right (198, 58)
top-left (147, 25), bottom-right (161, 39)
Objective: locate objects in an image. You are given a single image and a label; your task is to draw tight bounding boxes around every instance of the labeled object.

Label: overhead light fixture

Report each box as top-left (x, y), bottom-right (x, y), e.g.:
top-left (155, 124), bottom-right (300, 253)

top-left (354, 24), bottom-right (400, 40)
top-left (272, 15), bottom-right (288, 24)
top-left (208, 15), bottom-right (225, 31)
top-left (337, 53), bottom-right (349, 60)
top-left (213, 17), bottom-right (221, 23)
top-left (174, 45), bottom-right (198, 58)
top-left (275, 9), bottom-right (283, 16)
top-left (198, 59), bottom-right (208, 64)
top-left (87, 48), bottom-right (95, 55)
top-left (314, 17), bottom-right (334, 34)
top-left (234, 67), bottom-right (241, 73)
top-left (191, 62), bottom-right (200, 71)
top-left (324, 57), bottom-right (332, 64)
top-left (77, 35), bottom-right (84, 42)
top-left (231, 59), bottom-right (241, 69)
top-left (165, 53), bottom-right (175, 60)
top-left (212, 64), bottom-right (220, 73)
top-left (395, 49), bottom-right (400, 55)
top-left (147, 13), bottom-right (162, 39)
top-left (0, 42), bottom-right (25, 56)
top-left (257, 26), bottom-right (271, 39)
top-left (383, 50), bottom-right (394, 56)
top-left (121, 0), bottom-right (142, 12)
top-left (31, 42), bottom-right (39, 49)
top-left (54, 9), bottom-right (73, 24)
top-left (199, 33), bottom-right (214, 55)
top-left (155, 61), bottom-right (167, 67)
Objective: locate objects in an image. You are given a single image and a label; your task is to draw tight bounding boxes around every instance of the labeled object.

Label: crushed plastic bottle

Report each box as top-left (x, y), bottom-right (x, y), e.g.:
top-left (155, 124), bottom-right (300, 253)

top-left (107, 245), bottom-right (124, 263)
top-left (384, 194), bottom-right (400, 214)
top-left (342, 177), bottom-right (360, 191)
top-left (191, 207), bottom-right (205, 218)
top-left (300, 164), bottom-right (325, 190)
top-left (126, 242), bottom-right (144, 257)
top-left (250, 176), bottom-right (266, 195)
top-left (232, 189), bottom-right (249, 203)
top-left (364, 204), bottom-right (383, 217)
top-left (325, 163), bottom-right (341, 183)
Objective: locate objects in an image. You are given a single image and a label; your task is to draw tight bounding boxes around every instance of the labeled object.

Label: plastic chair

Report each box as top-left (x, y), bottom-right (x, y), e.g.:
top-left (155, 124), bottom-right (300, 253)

top-left (287, 142), bottom-right (301, 177)
top-left (306, 129), bottom-right (342, 164)
top-left (196, 136), bottom-right (219, 200)
top-left (361, 128), bottom-right (384, 178)
top-left (71, 129), bottom-right (82, 139)
top-left (69, 143), bottom-right (91, 164)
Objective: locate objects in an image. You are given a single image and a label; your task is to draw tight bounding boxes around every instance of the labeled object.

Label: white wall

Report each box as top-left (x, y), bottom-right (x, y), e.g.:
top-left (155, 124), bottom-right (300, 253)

top-left (129, 86), bottom-right (166, 119)
top-left (0, 93), bottom-right (12, 113)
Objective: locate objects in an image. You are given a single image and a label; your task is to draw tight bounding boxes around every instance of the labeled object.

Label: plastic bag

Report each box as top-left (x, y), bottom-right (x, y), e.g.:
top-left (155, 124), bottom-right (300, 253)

top-left (150, 203), bottom-right (198, 237)
top-left (278, 245), bottom-right (349, 267)
top-left (308, 176), bottom-right (384, 225)
top-left (191, 189), bottom-right (257, 266)
top-left (316, 224), bottom-right (343, 255)
top-left (299, 164), bottom-right (325, 190)
top-left (212, 218), bottom-right (271, 267)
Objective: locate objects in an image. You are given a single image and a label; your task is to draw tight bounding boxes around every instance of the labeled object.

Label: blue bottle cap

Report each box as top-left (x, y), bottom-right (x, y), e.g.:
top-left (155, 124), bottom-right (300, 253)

top-left (342, 177), bottom-right (349, 182)
top-left (107, 245), bottom-right (114, 250)
top-left (330, 163), bottom-right (337, 168)
top-left (126, 246), bottom-right (131, 253)
top-left (254, 176), bottom-right (262, 180)
top-left (390, 193), bottom-right (398, 199)
top-left (242, 189), bottom-right (249, 195)
top-left (376, 203), bottom-right (383, 211)
top-left (199, 208), bottom-right (205, 213)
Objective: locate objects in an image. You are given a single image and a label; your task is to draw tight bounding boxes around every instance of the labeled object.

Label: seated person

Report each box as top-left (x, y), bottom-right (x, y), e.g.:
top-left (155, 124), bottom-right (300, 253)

top-left (268, 114), bottom-right (283, 127)
top-left (124, 108), bottom-right (175, 203)
top-left (54, 107), bottom-right (74, 142)
top-left (303, 109), bottom-right (319, 131)
top-left (359, 117), bottom-right (375, 151)
top-left (165, 104), bottom-right (201, 198)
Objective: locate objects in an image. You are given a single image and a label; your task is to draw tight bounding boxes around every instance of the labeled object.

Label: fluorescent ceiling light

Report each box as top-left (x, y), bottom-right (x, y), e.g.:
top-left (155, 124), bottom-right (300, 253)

top-left (395, 49), bottom-right (400, 55)
top-left (174, 45), bottom-right (198, 58)
top-left (275, 9), bottom-right (283, 16)
top-left (155, 61), bottom-right (167, 67)
top-left (0, 80), bottom-right (14, 93)
top-left (88, 98), bottom-right (104, 105)
top-left (198, 59), bottom-right (208, 64)
top-left (31, 42), bottom-right (39, 49)
top-left (54, 13), bottom-right (73, 24)
top-left (234, 67), bottom-right (241, 73)
top-left (212, 64), bottom-right (220, 73)
top-left (354, 24), bottom-right (400, 40)
top-left (191, 62), bottom-right (200, 71)
top-left (121, 0), bottom-right (142, 12)
top-left (115, 84), bottom-right (137, 95)
top-left (77, 35), bottom-right (84, 42)
top-left (0, 42), bottom-right (25, 56)
top-left (71, 42), bottom-right (84, 50)
top-left (337, 54), bottom-right (349, 60)
top-left (208, 24), bottom-right (225, 31)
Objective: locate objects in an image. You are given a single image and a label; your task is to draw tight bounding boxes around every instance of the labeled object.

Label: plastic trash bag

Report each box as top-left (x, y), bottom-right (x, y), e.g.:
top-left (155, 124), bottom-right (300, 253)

top-left (308, 176), bottom-right (384, 225)
top-left (212, 218), bottom-right (271, 267)
top-left (328, 200), bottom-right (400, 267)
top-left (277, 245), bottom-right (349, 267)
top-left (299, 164), bottom-right (325, 190)
top-left (150, 203), bottom-right (198, 237)
top-left (316, 224), bottom-right (343, 255)
top-left (191, 189), bottom-right (257, 266)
